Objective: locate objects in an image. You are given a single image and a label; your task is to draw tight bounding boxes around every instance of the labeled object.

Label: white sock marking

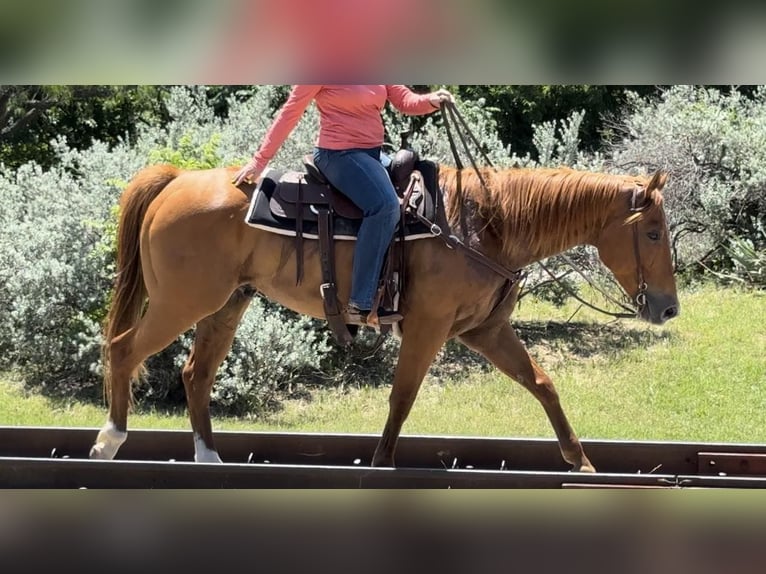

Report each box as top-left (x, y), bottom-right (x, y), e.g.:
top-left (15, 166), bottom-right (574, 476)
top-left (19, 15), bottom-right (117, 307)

top-left (194, 433), bottom-right (223, 463)
top-left (89, 420), bottom-right (127, 460)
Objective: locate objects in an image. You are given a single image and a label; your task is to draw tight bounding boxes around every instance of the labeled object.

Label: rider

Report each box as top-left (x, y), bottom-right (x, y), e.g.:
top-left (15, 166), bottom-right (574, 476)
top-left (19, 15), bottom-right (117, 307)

top-left (233, 85), bottom-right (454, 325)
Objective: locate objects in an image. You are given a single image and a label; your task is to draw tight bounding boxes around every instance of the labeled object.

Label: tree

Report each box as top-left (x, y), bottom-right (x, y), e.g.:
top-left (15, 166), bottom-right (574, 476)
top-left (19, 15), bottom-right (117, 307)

top-left (450, 85), bottom-right (662, 158)
top-left (0, 86), bottom-right (170, 169)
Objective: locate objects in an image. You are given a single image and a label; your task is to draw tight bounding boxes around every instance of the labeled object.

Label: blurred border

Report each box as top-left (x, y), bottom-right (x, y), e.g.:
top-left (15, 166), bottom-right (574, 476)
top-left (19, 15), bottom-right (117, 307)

top-left (2, 490), bottom-right (766, 573)
top-left (2, 0), bottom-right (766, 570)
top-left (2, 0), bottom-right (766, 83)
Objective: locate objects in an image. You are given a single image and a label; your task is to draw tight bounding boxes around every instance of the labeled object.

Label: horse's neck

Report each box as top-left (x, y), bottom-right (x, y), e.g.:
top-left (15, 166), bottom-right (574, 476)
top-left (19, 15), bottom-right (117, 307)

top-left (448, 197), bottom-right (493, 250)
top-left (513, 220), bottom-right (597, 267)
top-left (459, 214), bottom-right (594, 271)
top-left (447, 179), bottom-right (607, 270)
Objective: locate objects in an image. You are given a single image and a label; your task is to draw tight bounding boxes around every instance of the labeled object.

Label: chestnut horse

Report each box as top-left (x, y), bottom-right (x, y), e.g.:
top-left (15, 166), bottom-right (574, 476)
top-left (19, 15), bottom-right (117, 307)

top-left (89, 163), bottom-right (678, 472)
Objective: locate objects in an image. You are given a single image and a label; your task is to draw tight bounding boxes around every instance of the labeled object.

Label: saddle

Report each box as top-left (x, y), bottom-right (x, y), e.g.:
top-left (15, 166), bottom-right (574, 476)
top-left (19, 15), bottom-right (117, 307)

top-left (255, 149), bottom-right (442, 346)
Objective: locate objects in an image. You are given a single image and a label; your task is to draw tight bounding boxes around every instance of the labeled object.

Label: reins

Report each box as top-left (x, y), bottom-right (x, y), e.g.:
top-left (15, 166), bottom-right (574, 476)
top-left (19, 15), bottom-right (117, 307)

top-left (441, 101), bottom-right (494, 189)
top-left (535, 259), bottom-right (638, 320)
top-left (427, 101), bottom-right (523, 286)
top-left (411, 208), bottom-right (525, 283)
top-left (438, 99), bottom-right (647, 320)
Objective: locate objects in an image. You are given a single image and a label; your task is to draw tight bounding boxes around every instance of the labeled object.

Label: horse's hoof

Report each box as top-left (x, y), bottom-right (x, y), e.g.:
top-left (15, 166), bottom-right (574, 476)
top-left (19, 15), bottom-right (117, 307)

top-left (575, 462), bottom-right (597, 473)
top-left (89, 443), bottom-right (114, 460)
top-left (89, 423), bottom-right (127, 460)
top-left (371, 456), bottom-right (395, 468)
top-left (193, 435), bottom-right (223, 463)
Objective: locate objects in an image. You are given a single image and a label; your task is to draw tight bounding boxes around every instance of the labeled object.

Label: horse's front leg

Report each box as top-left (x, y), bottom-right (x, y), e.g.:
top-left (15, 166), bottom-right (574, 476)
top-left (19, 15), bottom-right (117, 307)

top-left (459, 321), bottom-right (596, 473)
top-left (372, 318), bottom-right (453, 467)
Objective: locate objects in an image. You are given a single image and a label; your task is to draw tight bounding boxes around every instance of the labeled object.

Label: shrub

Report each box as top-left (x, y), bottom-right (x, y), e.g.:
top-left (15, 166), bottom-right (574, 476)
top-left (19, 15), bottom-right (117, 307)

top-left (0, 86), bottom-right (333, 413)
top-left (608, 85), bottom-right (766, 282)
top-left (703, 228), bottom-right (766, 288)
top-left (14, 85), bottom-right (751, 419)
top-left (0, 139), bottom-right (142, 397)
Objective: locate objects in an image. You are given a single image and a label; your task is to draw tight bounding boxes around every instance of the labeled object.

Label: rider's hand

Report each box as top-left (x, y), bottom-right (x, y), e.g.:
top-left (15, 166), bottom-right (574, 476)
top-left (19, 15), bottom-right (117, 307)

top-left (429, 88), bottom-right (455, 108)
top-left (232, 158), bottom-right (261, 186)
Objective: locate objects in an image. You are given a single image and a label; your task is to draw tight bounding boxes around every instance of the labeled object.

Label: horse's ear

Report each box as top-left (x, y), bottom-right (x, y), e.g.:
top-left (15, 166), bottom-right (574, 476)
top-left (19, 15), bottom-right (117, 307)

top-left (647, 170), bottom-right (668, 192)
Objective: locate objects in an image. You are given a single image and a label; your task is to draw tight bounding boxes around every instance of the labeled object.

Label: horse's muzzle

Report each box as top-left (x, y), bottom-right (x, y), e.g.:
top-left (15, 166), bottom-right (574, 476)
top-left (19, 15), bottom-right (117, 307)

top-left (641, 291), bottom-right (680, 325)
top-left (660, 304), bottom-right (679, 322)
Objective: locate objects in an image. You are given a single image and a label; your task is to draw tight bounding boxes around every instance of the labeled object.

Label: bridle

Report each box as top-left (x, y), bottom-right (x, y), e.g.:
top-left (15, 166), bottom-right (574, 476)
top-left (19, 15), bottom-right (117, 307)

top-left (536, 185), bottom-right (652, 320)
top-left (630, 186), bottom-right (649, 312)
top-left (438, 100), bottom-right (650, 320)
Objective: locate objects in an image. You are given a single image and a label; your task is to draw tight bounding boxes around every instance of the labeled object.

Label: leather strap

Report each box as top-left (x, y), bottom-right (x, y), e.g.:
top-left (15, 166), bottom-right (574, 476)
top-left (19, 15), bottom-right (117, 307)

top-left (317, 207), bottom-right (353, 345)
top-left (412, 210), bottom-right (523, 284)
top-left (397, 174), bottom-right (419, 296)
top-left (295, 178), bottom-right (304, 285)
top-left (442, 102), bottom-right (492, 194)
top-left (442, 102), bottom-right (464, 171)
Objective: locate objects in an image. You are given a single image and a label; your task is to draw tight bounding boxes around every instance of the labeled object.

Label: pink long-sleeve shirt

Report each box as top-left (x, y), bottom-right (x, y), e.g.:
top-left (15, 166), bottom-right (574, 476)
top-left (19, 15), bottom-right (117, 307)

top-left (250, 85), bottom-right (438, 175)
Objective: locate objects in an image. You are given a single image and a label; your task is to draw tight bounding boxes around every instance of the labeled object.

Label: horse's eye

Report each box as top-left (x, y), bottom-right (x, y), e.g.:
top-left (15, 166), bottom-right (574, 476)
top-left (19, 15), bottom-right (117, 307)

top-left (647, 230), bottom-right (660, 241)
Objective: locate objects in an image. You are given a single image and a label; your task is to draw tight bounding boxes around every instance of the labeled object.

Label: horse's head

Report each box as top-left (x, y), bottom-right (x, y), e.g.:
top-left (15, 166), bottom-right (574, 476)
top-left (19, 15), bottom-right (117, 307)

top-left (595, 170), bottom-right (679, 325)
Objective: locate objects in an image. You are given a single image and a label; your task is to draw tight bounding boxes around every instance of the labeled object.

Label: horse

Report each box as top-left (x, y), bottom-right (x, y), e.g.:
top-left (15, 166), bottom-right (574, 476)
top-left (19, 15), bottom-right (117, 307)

top-left (89, 162), bottom-right (679, 472)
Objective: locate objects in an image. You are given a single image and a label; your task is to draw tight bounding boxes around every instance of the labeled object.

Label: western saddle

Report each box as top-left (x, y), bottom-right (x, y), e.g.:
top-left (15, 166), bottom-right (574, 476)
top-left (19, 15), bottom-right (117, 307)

top-left (268, 146), bottom-right (439, 346)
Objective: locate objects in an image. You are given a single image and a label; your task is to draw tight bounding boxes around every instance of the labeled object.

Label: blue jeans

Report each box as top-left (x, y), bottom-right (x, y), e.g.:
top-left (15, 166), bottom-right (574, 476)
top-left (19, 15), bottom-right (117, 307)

top-left (313, 147), bottom-right (400, 310)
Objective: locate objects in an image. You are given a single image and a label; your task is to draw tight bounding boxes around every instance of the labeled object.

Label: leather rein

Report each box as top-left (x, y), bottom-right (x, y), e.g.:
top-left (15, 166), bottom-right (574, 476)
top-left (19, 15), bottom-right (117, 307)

top-left (415, 101), bottom-right (523, 286)
top-left (437, 100), bottom-right (648, 320)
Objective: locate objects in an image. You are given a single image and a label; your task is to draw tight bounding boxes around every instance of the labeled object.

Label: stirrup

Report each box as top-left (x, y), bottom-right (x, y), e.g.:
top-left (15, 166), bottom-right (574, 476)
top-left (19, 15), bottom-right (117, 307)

top-left (346, 305), bottom-right (402, 326)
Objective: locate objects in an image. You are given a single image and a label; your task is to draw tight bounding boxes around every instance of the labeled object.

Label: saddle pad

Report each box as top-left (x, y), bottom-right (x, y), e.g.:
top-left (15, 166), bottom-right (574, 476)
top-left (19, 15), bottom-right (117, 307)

top-left (245, 166), bottom-right (441, 241)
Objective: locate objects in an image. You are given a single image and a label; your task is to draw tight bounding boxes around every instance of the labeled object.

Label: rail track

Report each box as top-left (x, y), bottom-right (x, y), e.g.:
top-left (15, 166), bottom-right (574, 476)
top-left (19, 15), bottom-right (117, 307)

top-left (1, 426), bottom-right (765, 488)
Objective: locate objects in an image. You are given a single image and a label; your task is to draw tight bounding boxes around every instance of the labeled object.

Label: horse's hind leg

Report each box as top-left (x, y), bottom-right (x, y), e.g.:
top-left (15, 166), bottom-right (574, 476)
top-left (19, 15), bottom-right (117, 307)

top-left (181, 287), bottom-right (253, 463)
top-left (459, 321), bottom-right (596, 473)
top-left (89, 300), bottom-right (203, 460)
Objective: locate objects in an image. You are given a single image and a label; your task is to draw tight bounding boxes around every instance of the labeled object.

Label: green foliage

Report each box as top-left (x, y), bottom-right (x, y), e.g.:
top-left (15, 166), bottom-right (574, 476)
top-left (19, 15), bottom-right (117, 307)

top-left (530, 109), bottom-right (590, 168)
top-left (704, 228), bottom-right (766, 287)
top-left (0, 86), bottom-right (170, 169)
top-left (0, 139), bottom-right (140, 398)
top-left (452, 85), bottom-right (660, 160)
top-left (149, 133), bottom-right (223, 169)
top-left (610, 85), bottom-right (766, 284)
top-left (1, 84), bottom-right (763, 422)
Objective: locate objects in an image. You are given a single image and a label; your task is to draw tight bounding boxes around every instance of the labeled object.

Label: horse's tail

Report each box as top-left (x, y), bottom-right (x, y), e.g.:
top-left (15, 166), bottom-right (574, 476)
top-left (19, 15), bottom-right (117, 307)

top-left (102, 164), bottom-right (180, 403)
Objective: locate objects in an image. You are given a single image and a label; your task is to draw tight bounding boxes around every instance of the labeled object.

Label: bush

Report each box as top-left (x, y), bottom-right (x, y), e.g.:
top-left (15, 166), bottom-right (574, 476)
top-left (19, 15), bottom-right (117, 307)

top-left (703, 228), bottom-right (766, 288)
top-left (609, 85), bottom-right (766, 281)
top-left (10, 85), bottom-right (759, 420)
top-left (0, 139), bottom-right (142, 396)
top-left (0, 86), bottom-right (608, 412)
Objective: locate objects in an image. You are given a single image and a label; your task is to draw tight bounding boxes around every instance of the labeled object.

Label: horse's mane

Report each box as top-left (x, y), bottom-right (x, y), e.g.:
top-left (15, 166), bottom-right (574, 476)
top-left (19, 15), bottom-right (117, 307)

top-left (439, 166), bottom-right (661, 258)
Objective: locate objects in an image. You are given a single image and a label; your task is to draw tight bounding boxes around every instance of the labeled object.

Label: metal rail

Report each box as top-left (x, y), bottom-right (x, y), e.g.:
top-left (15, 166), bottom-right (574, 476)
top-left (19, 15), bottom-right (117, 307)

top-left (1, 426), bottom-right (765, 488)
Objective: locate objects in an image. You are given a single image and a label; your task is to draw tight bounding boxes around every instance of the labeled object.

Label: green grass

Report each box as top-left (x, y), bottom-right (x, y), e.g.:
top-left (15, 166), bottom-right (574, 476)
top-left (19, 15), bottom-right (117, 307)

top-left (1, 284), bottom-right (764, 444)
